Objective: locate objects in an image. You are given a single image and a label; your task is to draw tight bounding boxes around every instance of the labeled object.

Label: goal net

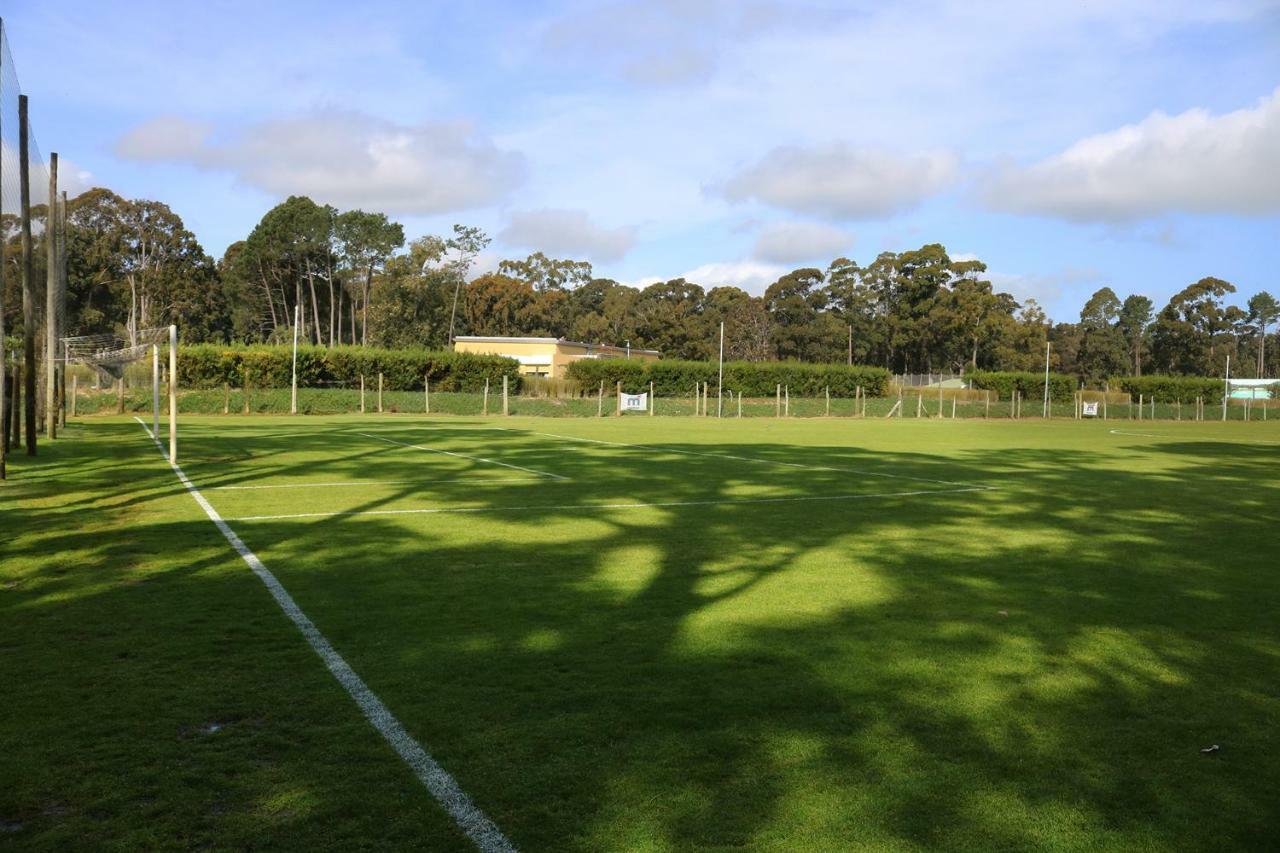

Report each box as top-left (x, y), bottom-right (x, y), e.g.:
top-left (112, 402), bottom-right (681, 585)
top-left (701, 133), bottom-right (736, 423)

top-left (63, 326), bottom-right (180, 461)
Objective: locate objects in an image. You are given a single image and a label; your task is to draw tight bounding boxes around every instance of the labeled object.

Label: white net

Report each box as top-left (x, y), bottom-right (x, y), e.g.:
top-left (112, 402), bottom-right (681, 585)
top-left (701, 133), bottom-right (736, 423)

top-left (63, 327), bottom-right (170, 380)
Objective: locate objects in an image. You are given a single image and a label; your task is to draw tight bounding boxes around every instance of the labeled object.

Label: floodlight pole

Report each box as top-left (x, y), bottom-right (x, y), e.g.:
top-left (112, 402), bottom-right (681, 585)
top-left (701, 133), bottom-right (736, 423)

top-left (717, 320), bottom-right (724, 418)
top-left (290, 303), bottom-right (300, 415)
top-left (1042, 340), bottom-right (1051, 418)
top-left (1222, 354), bottom-right (1230, 422)
top-left (168, 325), bottom-right (177, 463)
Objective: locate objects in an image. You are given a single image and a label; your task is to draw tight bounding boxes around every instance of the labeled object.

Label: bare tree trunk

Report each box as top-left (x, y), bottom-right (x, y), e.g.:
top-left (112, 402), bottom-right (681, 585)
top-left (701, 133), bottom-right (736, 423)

top-left (362, 264), bottom-right (372, 346)
top-left (306, 261), bottom-right (323, 346)
top-left (350, 289), bottom-right (357, 345)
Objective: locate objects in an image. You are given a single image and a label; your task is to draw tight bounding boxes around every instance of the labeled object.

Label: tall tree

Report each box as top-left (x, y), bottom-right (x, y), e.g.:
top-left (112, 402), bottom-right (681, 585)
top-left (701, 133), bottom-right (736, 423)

top-left (1247, 291), bottom-right (1279, 376)
top-left (1117, 294), bottom-right (1154, 376)
top-left (1076, 287), bottom-right (1128, 382)
top-left (335, 209), bottom-right (405, 346)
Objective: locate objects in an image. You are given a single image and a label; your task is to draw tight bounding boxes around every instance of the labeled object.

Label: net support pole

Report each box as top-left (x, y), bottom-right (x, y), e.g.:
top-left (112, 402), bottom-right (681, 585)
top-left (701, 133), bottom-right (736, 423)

top-left (19, 96), bottom-right (36, 456)
top-left (70, 374), bottom-right (77, 418)
top-left (649, 381), bottom-right (654, 416)
top-left (152, 344), bottom-right (159, 438)
top-left (717, 320), bottom-right (724, 419)
top-left (168, 325), bottom-right (177, 462)
top-left (424, 375), bottom-right (430, 414)
top-left (45, 153), bottom-right (58, 439)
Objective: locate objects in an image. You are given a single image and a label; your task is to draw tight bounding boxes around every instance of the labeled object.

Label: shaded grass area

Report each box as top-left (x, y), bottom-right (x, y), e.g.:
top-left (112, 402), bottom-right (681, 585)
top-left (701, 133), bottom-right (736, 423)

top-left (4, 415), bottom-right (1279, 850)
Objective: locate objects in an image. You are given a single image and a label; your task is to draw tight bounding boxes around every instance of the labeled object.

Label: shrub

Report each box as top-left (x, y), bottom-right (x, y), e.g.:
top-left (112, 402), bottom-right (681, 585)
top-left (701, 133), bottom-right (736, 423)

top-left (177, 344), bottom-right (519, 392)
top-left (967, 370), bottom-right (1075, 400)
top-left (1110, 375), bottom-right (1227, 403)
top-left (565, 359), bottom-right (891, 396)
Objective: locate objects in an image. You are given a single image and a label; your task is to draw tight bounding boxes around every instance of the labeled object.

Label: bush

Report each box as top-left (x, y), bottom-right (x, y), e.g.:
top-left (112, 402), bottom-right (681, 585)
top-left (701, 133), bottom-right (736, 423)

top-left (1111, 375), bottom-right (1227, 403)
top-left (968, 370), bottom-right (1075, 400)
top-left (177, 344), bottom-right (519, 392)
top-left (565, 359), bottom-right (891, 396)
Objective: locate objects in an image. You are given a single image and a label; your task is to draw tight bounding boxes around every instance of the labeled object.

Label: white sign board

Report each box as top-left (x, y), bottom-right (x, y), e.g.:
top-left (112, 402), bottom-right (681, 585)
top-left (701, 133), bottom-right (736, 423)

top-left (621, 393), bottom-right (648, 412)
top-left (1082, 401), bottom-right (1099, 417)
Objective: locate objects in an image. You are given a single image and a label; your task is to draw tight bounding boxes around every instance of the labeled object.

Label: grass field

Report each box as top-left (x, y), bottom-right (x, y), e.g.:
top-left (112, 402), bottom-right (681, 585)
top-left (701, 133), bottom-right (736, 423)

top-left (3, 414), bottom-right (1278, 850)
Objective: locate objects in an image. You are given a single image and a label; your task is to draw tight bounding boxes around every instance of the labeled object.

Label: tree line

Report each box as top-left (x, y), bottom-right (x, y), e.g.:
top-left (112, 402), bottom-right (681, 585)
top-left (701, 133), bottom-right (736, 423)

top-left (4, 189), bottom-right (1277, 381)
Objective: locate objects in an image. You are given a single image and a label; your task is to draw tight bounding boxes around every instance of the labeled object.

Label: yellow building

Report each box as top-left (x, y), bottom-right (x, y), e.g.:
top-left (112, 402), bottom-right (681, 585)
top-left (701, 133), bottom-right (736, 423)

top-left (453, 336), bottom-right (660, 379)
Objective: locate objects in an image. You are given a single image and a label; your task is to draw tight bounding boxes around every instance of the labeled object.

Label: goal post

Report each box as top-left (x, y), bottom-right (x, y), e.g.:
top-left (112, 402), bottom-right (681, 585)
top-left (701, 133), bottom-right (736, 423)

top-left (63, 325), bottom-right (178, 461)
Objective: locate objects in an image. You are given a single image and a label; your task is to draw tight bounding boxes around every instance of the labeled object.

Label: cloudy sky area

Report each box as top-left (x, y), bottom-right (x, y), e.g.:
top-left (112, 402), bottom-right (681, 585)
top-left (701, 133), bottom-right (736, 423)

top-left (8, 0), bottom-right (1280, 318)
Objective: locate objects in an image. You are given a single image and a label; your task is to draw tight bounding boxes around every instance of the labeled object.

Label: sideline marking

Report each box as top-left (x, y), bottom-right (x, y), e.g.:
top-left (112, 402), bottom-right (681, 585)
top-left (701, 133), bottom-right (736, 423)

top-left (498, 428), bottom-right (987, 489)
top-left (230, 485), bottom-right (988, 522)
top-left (212, 477), bottom-right (539, 491)
top-left (132, 418), bottom-right (516, 853)
top-left (1109, 428), bottom-right (1280, 445)
top-left (359, 432), bottom-right (569, 480)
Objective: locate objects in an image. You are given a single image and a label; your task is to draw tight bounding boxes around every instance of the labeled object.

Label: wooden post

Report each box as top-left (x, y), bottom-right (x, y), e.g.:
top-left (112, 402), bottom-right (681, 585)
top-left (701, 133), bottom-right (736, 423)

top-left (223, 382), bottom-right (230, 415)
top-left (784, 385), bottom-right (790, 417)
top-left (825, 386), bottom-right (830, 417)
top-left (152, 344), bottom-right (160, 438)
top-left (378, 372), bottom-right (384, 413)
top-left (776, 384), bottom-right (781, 417)
top-left (360, 374), bottom-right (365, 413)
top-left (244, 365), bottom-right (251, 415)
top-left (117, 376), bottom-right (125, 414)
top-left (1103, 383), bottom-right (1108, 420)
top-left (1176, 398), bottom-right (1181, 421)
top-left (503, 375), bottom-right (510, 416)
top-left (45, 152), bottom-right (58, 439)
top-left (1138, 393), bottom-right (1143, 420)
top-left (951, 397), bottom-right (956, 419)
top-left (938, 381), bottom-right (943, 419)
top-left (862, 387), bottom-right (868, 418)
top-left (71, 374), bottom-right (77, 417)
top-left (737, 390), bottom-right (742, 418)
top-left (425, 376), bottom-right (430, 414)
top-left (616, 380), bottom-right (622, 416)
top-left (916, 393), bottom-right (923, 418)
top-left (984, 390), bottom-right (990, 418)
top-left (597, 380), bottom-right (604, 417)
top-left (649, 381), bottom-right (654, 416)
top-left (483, 377), bottom-right (489, 416)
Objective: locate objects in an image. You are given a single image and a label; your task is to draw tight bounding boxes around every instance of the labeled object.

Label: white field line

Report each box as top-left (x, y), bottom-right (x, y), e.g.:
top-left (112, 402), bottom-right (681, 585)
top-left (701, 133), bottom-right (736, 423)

top-left (358, 432), bottom-right (569, 481)
top-left (131, 418), bottom-right (515, 853)
top-left (229, 485), bottom-right (989, 522)
top-left (1109, 428), bottom-right (1280, 445)
top-left (496, 428), bottom-right (986, 489)
top-left (212, 477), bottom-right (540, 491)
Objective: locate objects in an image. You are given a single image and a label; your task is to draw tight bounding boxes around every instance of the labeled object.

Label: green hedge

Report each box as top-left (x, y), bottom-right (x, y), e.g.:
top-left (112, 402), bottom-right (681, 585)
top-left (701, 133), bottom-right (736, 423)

top-left (1110, 375), bottom-right (1236, 402)
top-left (177, 345), bottom-right (519, 392)
top-left (565, 359), bottom-right (891, 396)
top-left (967, 370), bottom-right (1076, 400)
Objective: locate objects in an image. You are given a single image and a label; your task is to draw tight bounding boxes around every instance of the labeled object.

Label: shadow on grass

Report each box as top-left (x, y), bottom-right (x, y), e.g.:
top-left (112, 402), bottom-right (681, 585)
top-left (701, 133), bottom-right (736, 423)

top-left (3, 417), bottom-right (1278, 850)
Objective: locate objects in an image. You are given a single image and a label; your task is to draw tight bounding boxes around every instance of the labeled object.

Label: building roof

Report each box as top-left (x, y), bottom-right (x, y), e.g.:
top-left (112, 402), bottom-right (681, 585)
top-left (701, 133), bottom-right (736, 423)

top-left (454, 336), bottom-right (660, 356)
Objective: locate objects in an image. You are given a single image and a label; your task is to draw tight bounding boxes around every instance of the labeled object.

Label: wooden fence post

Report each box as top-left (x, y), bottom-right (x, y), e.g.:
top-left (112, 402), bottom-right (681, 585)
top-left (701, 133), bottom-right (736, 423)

top-left (223, 382), bottom-right (229, 415)
top-left (359, 374), bottom-right (365, 413)
top-left (117, 376), bottom-right (125, 414)
top-left (649, 381), bottom-right (654, 416)
top-left (984, 390), bottom-right (990, 419)
top-left (951, 397), bottom-right (956, 419)
top-left (378, 373), bottom-right (384, 413)
top-left (503, 375), bottom-right (509, 416)
top-left (244, 366), bottom-right (251, 415)
top-left (597, 381), bottom-right (604, 417)
top-left (784, 385), bottom-right (790, 417)
top-left (737, 390), bottom-right (742, 418)
top-left (776, 384), bottom-right (781, 418)
top-left (425, 375), bottom-right (430, 414)
top-left (483, 378), bottom-right (489, 416)
top-left (70, 374), bottom-right (77, 418)
top-left (825, 386), bottom-right (830, 417)
top-left (616, 380), bottom-right (622, 416)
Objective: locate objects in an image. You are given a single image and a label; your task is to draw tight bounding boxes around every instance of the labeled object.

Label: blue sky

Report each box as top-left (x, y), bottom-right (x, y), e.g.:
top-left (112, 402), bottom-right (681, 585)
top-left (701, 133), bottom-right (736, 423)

top-left (6, 0), bottom-right (1280, 319)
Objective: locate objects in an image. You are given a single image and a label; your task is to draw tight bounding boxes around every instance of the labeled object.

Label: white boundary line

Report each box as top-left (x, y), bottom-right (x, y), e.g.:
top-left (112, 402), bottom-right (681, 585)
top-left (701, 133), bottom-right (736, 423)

top-left (1109, 428), bottom-right (1280, 445)
top-left (212, 477), bottom-right (540, 491)
top-left (131, 418), bottom-right (516, 853)
top-left (229, 485), bottom-right (989, 522)
top-left (359, 432), bottom-right (569, 481)
top-left (495, 428), bottom-right (985, 489)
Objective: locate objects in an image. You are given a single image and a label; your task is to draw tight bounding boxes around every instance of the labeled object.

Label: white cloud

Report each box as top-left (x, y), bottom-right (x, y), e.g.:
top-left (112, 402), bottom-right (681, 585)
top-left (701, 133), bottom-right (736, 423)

top-left (680, 260), bottom-right (788, 294)
top-left (980, 87), bottom-right (1280, 221)
top-left (115, 112), bottom-right (525, 215)
top-left (753, 222), bottom-right (853, 264)
top-left (988, 267), bottom-right (1103, 309)
top-left (499, 209), bottom-right (636, 262)
top-left (722, 144), bottom-right (958, 219)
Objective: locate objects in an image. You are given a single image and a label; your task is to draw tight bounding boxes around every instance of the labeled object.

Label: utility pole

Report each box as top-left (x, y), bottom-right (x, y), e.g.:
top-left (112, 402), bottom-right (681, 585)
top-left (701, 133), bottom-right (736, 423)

top-left (45, 152), bottom-right (57, 438)
top-left (19, 95), bottom-right (36, 455)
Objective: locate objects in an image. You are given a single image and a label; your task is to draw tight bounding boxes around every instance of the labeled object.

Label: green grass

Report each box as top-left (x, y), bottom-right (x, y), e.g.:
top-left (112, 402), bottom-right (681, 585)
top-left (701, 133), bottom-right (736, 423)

top-left (3, 414), bottom-right (1278, 850)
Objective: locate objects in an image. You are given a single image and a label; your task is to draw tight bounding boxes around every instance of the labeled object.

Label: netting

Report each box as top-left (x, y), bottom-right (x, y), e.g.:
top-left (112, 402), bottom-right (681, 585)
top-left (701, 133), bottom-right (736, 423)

top-left (1, 21), bottom-right (51, 240)
top-left (63, 327), bottom-right (170, 380)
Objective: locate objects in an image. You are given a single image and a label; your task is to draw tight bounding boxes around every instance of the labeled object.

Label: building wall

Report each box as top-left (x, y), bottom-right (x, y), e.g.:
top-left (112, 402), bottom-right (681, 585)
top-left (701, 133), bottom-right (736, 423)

top-left (453, 338), bottom-right (660, 379)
